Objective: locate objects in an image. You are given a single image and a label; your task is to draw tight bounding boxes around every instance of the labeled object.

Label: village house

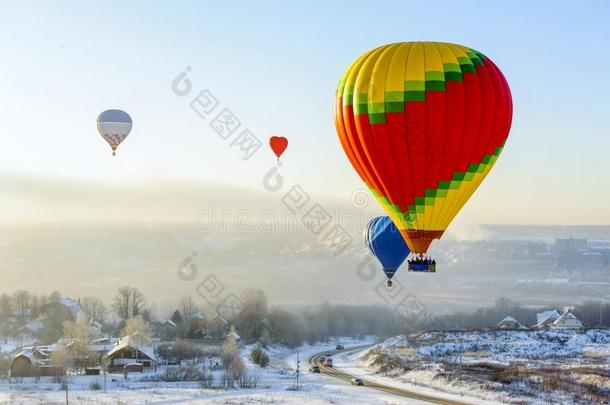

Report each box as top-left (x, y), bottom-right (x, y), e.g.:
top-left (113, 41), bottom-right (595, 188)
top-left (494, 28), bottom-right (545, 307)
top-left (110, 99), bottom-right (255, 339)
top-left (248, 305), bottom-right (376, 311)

top-left (496, 315), bottom-right (525, 329)
top-left (88, 337), bottom-right (118, 354)
top-left (58, 298), bottom-right (82, 319)
top-left (10, 334), bottom-right (155, 377)
top-left (533, 310), bottom-right (561, 329)
top-left (16, 319), bottom-right (46, 343)
top-left (161, 318), bottom-right (177, 329)
top-left (13, 297), bottom-right (102, 345)
top-left (533, 309), bottom-right (583, 329)
top-left (224, 330), bottom-right (241, 343)
top-left (105, 335), bottom-right (156, 372)
top-left (10, 345), bottom-right (60, 377)
top-left (550, 311), bottom-right (584, 329)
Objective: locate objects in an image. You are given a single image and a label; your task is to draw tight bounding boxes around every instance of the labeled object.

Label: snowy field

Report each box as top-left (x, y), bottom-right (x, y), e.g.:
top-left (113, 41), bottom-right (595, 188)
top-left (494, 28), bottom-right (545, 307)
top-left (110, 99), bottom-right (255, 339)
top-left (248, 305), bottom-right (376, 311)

top-left (4, 331), bottom-right (608, 404)
top-left (0, 336), bottom-right (431, 405)
top-left (1, 383), bottom-right (420, 405)
top-left (351, 329), bottom-right (610, 404)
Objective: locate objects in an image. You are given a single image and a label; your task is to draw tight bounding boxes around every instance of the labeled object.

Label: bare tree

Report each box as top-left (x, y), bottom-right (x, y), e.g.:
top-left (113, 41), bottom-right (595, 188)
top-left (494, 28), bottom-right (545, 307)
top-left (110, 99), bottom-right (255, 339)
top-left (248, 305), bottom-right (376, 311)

top-left (228, 356), bottom-right (245, 384)
top-left (179, 296), bottom-right (197, 322)
top-left (220, 330), bottom-right (243, 387)
top-left (0, 294), bottom-right (12, 318)
top-left (237, 289), bottom-right (268, 343)
top-left (81, 297), bottom-right (107, 322)
top-left (267, 308), bottom-right (306, 347)
top-left (48, 291), bottom-right (61, 304)
top-left (112, 287), bottom-right (146, 321)
top-left (220, 327), bottom-right (240, 366)
top-left (12, 290), bottom-right (32, 321)
top-left (112, 287), bottom-right (130, 321)
top-left (31, 295), bottom-right (40, 318)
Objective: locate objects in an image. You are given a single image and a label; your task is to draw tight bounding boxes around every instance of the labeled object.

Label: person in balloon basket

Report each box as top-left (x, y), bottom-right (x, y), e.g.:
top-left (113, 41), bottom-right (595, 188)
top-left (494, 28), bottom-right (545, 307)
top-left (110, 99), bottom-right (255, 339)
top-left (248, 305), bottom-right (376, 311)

top-left (407, 255), bottom-right (436, 271)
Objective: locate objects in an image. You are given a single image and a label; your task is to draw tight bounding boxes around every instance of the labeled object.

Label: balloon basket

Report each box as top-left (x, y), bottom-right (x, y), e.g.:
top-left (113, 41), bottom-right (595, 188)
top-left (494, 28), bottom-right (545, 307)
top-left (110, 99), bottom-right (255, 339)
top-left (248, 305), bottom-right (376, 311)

top-left (408, 259), bottom-right (436, 273)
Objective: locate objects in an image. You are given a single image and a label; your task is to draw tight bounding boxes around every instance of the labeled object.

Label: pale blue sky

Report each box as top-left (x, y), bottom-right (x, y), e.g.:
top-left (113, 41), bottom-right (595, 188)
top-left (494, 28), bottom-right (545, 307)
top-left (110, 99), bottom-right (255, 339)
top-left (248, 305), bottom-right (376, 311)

top-left (1, 1), bottom-right (609, 224)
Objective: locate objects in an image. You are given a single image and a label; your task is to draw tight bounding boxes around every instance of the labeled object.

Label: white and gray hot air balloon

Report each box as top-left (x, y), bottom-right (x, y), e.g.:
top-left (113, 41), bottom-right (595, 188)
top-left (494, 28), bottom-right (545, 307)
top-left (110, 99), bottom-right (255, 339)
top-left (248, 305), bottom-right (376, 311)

top-left (97, 109), bottom-right (132, 156)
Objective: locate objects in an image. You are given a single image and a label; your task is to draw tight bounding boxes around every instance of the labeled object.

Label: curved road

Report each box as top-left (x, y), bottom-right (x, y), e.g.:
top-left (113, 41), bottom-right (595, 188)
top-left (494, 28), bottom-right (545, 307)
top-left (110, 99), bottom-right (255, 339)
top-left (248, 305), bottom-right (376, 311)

top-left (309, 345), bottom-right (472, 405)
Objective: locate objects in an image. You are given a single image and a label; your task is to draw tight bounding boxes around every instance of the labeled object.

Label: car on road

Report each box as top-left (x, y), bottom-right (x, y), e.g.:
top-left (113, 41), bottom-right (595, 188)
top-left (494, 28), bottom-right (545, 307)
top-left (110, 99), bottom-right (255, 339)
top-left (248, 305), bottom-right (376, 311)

top-left (322, 357), bottom-right (333, 367)
top-left (319, 356), bottom-right (326, 363)
top-left (309, 365), bottom-right (320, 373)
top-left (350, 378), bottom-right (364, 386)
top-left (335, 344), bottom-right (344, 350)
top-left (325, 351), bottom-right (332, 356)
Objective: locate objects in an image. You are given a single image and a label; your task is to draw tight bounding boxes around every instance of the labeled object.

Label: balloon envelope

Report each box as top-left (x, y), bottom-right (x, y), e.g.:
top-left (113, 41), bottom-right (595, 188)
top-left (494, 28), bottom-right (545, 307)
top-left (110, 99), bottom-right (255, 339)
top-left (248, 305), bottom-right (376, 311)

top-left (335, 42), bottom-right (512, 254)
top-left (97, 109), bottom-right (132, 155)
top-left (365, 216), bottom-right (410, 280)
top-left (269, 136), bottom-right (288, 159)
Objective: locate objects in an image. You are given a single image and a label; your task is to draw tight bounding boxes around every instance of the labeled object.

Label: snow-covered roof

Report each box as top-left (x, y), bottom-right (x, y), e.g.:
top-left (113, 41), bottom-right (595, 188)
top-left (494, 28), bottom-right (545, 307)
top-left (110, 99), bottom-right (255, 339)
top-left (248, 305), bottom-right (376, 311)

top-left (497, 316), bottom-right (524, 329)
top-left (106, 336), bottom-right (155, 361)
top-left (19, 319), bottom-right (45, 334)
top-left (59, 297), bottom-right (83, 318)
top-left (92, 337), bottom-right (117, 345)
top-left (12, 350), bottom-right (38, 365)
top-left (90, 319), bottom-right (103, 329)
top-left (551, 311), bottom-right (583, 327)
top-left (224, 331), bottom-right (240, 341)
top-left (536, 310), bottom-right (561, 325)
top-left (162, 319), bottom-right (177, 328)
top-left (87, 337), bottom-right (117, 352)
top-left (12, 344), bottom-right (61, 367)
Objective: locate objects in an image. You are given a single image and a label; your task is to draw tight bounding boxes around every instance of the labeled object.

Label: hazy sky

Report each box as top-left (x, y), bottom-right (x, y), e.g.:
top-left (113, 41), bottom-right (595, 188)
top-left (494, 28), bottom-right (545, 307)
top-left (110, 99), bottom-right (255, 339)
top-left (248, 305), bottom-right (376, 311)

top-left (1, 1), bottom-right (609, 225)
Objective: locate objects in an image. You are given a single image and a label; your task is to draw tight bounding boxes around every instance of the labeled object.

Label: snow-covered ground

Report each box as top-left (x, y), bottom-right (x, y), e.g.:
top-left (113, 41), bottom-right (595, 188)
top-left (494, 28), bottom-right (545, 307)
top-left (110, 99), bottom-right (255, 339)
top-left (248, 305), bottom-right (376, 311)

top-left (413, 329), bottom-right (610, 364)
top-left (0, 336), bottom-right (435, 404)
top-left (334, 347), bottom-right (503, 405)
top-left (352, 329), bottom-right (610, 405)
top-left (8, 331), bottom-right (606, 404)
top-left (0, 382), bottom-right (422, 405)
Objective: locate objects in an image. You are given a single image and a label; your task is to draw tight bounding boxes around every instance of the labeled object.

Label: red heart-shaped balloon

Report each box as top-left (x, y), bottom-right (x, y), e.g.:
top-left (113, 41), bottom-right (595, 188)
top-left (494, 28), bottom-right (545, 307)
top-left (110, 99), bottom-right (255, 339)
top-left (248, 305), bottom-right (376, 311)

top-left (269, 136), bottom-right (288, 159)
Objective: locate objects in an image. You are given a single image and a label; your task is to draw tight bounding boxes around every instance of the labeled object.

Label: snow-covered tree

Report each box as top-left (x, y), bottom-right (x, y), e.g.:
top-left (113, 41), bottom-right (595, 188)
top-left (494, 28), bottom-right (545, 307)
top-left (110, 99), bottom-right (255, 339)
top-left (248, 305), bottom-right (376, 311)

top-left (63, 312), bottom-right (99, 368)
top-left (120, 315), bottom-right (151, 344)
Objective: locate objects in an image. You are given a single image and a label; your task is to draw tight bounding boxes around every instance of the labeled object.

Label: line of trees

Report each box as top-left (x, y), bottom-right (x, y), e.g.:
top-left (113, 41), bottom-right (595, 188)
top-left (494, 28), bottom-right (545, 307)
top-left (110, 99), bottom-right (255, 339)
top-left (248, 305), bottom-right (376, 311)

top-left (4, 287), bottom-right (608, 354)
top-left (0, 286), bottom-right (407, 349)
top-left (0, 286), bottom-right (152, 344)
top-left (232, 289), bottom-right (403, 346)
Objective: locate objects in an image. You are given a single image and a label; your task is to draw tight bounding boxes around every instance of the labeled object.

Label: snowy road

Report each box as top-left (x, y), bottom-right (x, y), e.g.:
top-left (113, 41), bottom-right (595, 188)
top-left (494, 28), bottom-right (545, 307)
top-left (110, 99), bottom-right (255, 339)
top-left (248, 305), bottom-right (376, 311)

top-left (310, 346), bottom-right (475, 405)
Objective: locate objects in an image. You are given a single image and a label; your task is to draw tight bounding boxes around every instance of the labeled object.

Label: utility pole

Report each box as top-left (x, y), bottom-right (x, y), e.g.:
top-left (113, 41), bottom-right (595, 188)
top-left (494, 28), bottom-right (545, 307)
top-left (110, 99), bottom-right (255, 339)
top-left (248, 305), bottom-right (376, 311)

top-left (458, 335), bottom-right (463, 370)
top-left (65, 383), bottom-right (68, 405)
top-left (102, 356), bottom-right (107, 393)
top-left (295, 350), bottom-right (300, 390)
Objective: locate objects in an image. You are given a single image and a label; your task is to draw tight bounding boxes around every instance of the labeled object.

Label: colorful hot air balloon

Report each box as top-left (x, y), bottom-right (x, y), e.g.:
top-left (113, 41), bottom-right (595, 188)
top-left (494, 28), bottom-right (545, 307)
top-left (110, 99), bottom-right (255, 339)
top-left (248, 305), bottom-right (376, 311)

top-left (335, 42), bottom-right (512, 260)
top-left (269, 136), bottom-right (288, 160)
top-left (97, 109), bottom-right (132, 156)
top-left (365, 216), bottom-right (411, 286)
